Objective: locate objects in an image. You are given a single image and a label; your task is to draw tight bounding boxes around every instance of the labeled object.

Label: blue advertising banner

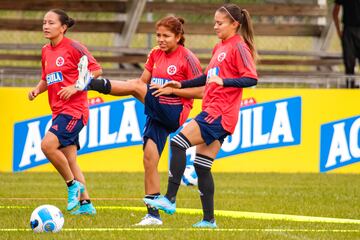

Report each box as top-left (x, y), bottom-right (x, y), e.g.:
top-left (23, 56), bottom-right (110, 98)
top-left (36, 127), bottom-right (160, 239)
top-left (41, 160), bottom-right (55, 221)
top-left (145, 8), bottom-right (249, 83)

top-left (320, 115), bottom-right (360, 172)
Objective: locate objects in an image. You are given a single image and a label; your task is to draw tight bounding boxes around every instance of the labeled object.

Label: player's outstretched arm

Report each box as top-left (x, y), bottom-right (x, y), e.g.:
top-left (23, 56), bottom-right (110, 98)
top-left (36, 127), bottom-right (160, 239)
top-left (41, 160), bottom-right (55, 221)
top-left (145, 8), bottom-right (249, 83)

top-left (151, 85), bottom-right (204, 99)
top-left (173, 86), bottom-right (204, 99)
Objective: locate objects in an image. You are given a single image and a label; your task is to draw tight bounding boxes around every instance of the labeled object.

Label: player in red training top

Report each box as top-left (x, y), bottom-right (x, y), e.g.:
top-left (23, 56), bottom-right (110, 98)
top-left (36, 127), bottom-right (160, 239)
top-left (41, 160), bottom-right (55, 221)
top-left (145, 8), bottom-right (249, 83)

top-left (28, 9), bottom-right (102, 215)
top-left (144, 4), bottom-right (258, 228)
top-left (60, 16), bottom-right (203, 226)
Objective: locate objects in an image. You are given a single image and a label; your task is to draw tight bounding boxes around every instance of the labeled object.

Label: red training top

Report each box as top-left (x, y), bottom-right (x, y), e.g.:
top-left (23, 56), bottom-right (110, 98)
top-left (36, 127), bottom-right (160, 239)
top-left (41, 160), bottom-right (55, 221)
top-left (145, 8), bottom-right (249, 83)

top-left (203, 34), bottom-right (258, 133)
top-left (145, 45), bottom-right (202, 125)
top-left (41, 37), bottom-right (101, 125)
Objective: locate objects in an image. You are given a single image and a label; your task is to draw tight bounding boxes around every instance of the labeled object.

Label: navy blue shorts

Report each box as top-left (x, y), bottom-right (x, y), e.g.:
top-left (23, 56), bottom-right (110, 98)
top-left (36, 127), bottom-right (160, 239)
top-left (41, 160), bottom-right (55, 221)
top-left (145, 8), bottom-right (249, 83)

top-left (144, 85), bottom-right (182, 132)
top-left (143, 85), bottom-right (183, 155)
top-left (194, 111), bottom-right (230, 145)
top-left (143, 116), bottom-right (171, 156)
top-left (49, 114), bottom-right (84, 150)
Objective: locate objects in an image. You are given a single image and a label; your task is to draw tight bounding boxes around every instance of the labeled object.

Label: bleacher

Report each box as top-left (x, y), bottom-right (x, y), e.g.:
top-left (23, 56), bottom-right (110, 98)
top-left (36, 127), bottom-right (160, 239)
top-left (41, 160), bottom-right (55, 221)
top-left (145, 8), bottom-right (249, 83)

top-left (0, 0), bottom-right (349, 87)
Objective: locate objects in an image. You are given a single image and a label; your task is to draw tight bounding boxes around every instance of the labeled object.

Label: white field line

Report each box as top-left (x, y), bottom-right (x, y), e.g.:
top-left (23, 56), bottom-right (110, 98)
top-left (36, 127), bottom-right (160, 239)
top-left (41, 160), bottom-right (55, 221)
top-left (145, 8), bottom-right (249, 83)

top-left (0, 228), bottom-right (360, 233)
top-left (1, 205), bottom-right (360, 225)
top-left (0, 197), bottom-right (139, 201)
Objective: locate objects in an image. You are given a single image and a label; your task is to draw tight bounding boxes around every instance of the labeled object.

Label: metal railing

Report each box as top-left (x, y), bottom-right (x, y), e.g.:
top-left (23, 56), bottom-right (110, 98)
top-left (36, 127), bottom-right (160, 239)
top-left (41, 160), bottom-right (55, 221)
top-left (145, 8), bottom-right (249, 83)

top-left (1, 67), bottom-right (359, 88)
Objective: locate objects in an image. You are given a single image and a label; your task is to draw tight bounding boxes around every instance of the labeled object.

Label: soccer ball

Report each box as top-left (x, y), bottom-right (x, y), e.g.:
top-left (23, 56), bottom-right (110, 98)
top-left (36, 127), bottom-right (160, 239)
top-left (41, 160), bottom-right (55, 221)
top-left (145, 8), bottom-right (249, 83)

top-left (30, 205), bottom-right (64, 233)
top-left (181, 165), bottom-right (198, 186)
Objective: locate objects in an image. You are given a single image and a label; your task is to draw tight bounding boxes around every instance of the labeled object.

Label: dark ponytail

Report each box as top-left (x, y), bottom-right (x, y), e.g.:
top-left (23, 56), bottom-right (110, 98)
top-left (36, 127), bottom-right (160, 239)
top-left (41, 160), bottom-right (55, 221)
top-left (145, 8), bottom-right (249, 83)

top-left (217, 4), bottom-right (257, 61)
top-left (48, 9), bottom-right (75, 33)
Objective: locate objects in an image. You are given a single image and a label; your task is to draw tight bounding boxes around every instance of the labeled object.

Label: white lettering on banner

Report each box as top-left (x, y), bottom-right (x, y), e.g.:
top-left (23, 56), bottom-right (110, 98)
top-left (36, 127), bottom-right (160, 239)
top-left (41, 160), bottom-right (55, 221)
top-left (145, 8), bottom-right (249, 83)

top-left (17, 99), bottom-right (143, 171)
top-left (241, 108), bottom-right (252, 148)
top-left (79, 125), bottom-right (87, 149)
top-left (99, 105), bottom-right (117, 145)
top-left (19, 121), bottom-right (48, 167)
top-left (222, 101), bottom-right (294, 151)
top-left (87, 108), bottom-right (99, 148)
top-left (349, 118), bottom-right (360, 158)
top-left (325, 119), bottom-right (360, 168)
top-left (253, 106), bottom-right (270, 146)
top-left (268, 102), bottom-right (294, 144)
top-left (116, 100), bottom-right (142, 143)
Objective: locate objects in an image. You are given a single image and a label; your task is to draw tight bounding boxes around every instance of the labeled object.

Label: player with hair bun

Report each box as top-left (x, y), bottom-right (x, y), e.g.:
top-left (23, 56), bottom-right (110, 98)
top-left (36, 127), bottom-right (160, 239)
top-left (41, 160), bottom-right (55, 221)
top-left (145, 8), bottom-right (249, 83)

top-left (28, 9), bottom-right (102, 215)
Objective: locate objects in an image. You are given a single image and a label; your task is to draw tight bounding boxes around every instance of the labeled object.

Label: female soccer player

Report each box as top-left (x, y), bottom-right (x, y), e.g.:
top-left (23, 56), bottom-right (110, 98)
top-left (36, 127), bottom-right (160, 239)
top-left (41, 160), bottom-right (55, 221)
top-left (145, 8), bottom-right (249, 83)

top-left (28, 9), bottom-right (102, 215)
top-left (144, 4), bottom-right (258, 228)
top-left (65, 16), bottom-right (203, 226)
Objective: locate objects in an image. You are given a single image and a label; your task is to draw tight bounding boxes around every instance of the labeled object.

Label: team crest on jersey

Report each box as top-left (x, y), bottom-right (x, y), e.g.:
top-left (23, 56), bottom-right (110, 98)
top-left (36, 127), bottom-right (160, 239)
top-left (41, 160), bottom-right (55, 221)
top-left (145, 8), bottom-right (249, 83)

top-left (55, 56), bottom-right (65, 67)
top-left (217, 52), bottom-right (226, 62)
top-left (167, 65), bottom-right (177, 75)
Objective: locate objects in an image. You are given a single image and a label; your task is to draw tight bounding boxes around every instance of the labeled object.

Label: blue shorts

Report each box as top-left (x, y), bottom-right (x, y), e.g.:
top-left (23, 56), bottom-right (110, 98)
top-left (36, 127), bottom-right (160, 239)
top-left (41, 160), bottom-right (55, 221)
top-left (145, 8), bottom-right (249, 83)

top-left (143, 116), bottom-right (171, 156)
top-left (144, 85), bottom-right (182, 132)
top-left (49, 114), bottom-right (84, 150)
top-left (194, 111), bottom-right (230, 145)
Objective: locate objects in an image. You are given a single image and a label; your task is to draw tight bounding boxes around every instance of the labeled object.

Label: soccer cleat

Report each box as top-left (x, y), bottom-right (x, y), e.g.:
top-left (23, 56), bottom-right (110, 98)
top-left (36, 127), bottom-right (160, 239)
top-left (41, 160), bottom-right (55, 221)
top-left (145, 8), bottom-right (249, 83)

top-left (133, 214), bottom-right (163, 226)
top-left (192, 220), bottom-right (217, 228)
top-left (71, 203), bottom-right (96, 215)
top-left (75, 55), bottom-right (91, 90)
top-left (143, 195), bottom-right (176, 215)
top-left (66, 181), bottom-right (84, 211)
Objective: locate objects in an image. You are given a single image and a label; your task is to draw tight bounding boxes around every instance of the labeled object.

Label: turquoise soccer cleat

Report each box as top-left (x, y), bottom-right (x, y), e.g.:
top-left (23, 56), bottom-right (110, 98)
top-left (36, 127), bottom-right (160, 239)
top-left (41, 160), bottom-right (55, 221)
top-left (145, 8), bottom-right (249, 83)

top-left (66, 180), bottom-right (84, 211)
top-left (143, 195), bottom-right (176, 215)
top-left (192, 220), bottom-right (217, 228)
top-left (71, 202), bottom-right (96, 215)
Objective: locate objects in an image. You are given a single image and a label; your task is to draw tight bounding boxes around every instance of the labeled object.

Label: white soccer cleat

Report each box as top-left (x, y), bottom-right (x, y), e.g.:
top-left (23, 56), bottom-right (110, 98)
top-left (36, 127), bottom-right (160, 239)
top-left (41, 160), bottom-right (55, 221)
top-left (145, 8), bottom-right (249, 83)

top-left (133, 214), bottom-right (163, 226)
top-left (75, 55), bottom-right (91, 90)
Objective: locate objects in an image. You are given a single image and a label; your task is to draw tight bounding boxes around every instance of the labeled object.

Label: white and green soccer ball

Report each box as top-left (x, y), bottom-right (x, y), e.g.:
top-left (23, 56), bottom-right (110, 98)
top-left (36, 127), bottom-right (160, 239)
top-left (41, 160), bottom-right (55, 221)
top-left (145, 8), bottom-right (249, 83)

top-left (30, 205), bottom-right (64, 233)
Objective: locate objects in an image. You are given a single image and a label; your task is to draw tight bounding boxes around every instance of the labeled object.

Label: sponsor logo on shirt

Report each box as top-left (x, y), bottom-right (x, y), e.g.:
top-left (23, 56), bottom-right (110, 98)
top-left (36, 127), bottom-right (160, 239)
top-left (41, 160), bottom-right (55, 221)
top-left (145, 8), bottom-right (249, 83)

top-left (55, 56), bottom-right (65, 67)
top-left (151, 77), bottom-right (171, 86)
top-left (167, 65), bottom-right (177, 75)
top-left (46, 71), bottom-right (63, 85)
top-left (217, 52), bottom-right (226, 62)
top-left (207, 67), bottom-right (219, 79)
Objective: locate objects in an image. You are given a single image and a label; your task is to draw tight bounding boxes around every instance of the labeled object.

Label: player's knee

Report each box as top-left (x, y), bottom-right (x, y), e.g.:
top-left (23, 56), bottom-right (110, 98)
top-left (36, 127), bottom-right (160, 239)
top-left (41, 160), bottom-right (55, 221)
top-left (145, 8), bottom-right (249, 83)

top-left (40, 140), bottom-right (54, 155)
top-left (143, 155), bottom-right (157, 171)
